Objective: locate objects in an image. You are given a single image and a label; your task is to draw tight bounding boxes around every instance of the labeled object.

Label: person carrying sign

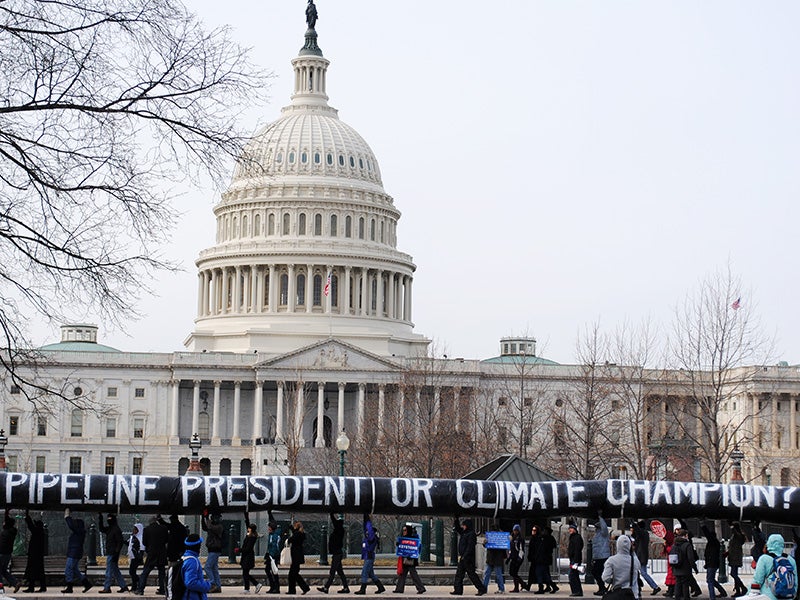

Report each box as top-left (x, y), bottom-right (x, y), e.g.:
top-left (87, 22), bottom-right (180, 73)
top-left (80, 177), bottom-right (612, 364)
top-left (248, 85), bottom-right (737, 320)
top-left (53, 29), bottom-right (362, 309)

top-left (393, 524), bottom-right (425, 594)
top-left (482, 526), bottom-right (508, 594)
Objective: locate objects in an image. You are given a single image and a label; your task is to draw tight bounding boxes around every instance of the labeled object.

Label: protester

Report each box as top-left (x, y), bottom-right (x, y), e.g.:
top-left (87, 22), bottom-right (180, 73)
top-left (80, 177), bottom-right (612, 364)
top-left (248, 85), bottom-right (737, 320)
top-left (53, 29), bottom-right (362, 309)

top-left (240, 518), bottom-right (263, 594)
top-left (201, 511), bottom-right (224, 593)
top-left (507, 525), bottom-right (525, 593)
top-left (128, 523), bottom-right (145, 592)
top-left (135, 515), bottom-right (168, 595)
top-left (601, 535), bottom-right (641, 598)
top-left (160, 515), bottom-right (189, 563)
top-left (526, 525), bottom-right (544, 593)
top-left (63, 508), bottom-right (93, 593)
top-left (287, 520), bottom-right (311, 595)
top-left (356, 514), bottom-right (385, 595)
top-left (393, 524), bottom-right (426, 595)
top-left (631, 521), bottom-right (661, 595)
top-left (751, 533), bottom-right (797, 600)
top-left (677, 519), bottom-right (702, 597)
top-left (591, 514), bottom-right (611, 597)
top-left (264, 519), bottom-right (281, 593)
top-left (662, 529), bottom-right (676, 598)
top-left (0, 509), bottom-right (19, 594)
top-left (182, 533), bottom-right (212, 600)
top-left (671, 529), bottom-right (694, 600)
top-left (318, 513), bottom-right (349, 594)
top-left (451, 517), bottom-right (486, 596)
top-left (541, 528), bottom-right (559, 594)
top-left (482, 526), bottom-right (507, 594)
top-left (98, 513), bottom-right (128, 593)
top-left (700, 523), bottom-right (728, 600)
top-left (567, 523), bottom-right (584, 598)
top-left (22, 509), bottom-right (46, 592)
top-left (727, 522), bottom-right (747, 597)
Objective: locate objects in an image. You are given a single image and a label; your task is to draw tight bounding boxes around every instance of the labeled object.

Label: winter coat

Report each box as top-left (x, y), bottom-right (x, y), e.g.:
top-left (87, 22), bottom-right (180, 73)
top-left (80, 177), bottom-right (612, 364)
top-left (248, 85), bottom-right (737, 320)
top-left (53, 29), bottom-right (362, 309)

top-left (266, 528), bottom-right (281, 561)
top-left (328, 515), bottom-right (345, 555)
top-left (671, 536), bottom-right (695, 577)
top-left (542, 531), bottom-right (558, 563)
top-left (664, 531), bottom-right (676, 586)
top-left (181, 549), bottom-right (211, 600)
top-left (752, 527), bottom-right (767, 561)
top-left (509, 533), bottom-right (525, 566)
top-left (567, 530), bottom-right (584, 565)
top-left (65, 516), bottom-right (86, 559)
top-left (161, 517), bottom-right (189, 562)
top-left (631, 522), bottom-right (650, 566)
top-left (361, 518), bottom-right (379, 560)
top-left (455, 519), bottom-right (478, 565)
top-left (289, 529), bottom-right (306, 565)
top-left (592, 518), bottom-right (611, 560)
top-left (602, 536), bottom-right (641, 597)
top-left (702, 525), bottom-right (721, 570)
top-left (99, 515), bottom-right (125, 556)
top-left (142, 519), bottom-right (169, 562)
top-left (240, 533), bottom-right (257, 570)
top-left (202, 516), bottom-right (223, 553)
top-left (752, 534), bottom-right (798, 600)
top-left (0, 514), bottom-right (17, 555)
top-left (25, 514), bottom-right (46, 558)
top-left (728, 528), bottom-right (746, 568)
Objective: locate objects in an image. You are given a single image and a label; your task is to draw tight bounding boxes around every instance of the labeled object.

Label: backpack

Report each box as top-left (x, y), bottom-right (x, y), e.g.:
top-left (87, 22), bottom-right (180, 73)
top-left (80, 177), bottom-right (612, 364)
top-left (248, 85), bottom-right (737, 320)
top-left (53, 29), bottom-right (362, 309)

top-left (166, 555), bottom-right (198, 600)
top-left (668, 546), bottom-right (683, 567)
top-left (768, 554), bottom-right (797, 600)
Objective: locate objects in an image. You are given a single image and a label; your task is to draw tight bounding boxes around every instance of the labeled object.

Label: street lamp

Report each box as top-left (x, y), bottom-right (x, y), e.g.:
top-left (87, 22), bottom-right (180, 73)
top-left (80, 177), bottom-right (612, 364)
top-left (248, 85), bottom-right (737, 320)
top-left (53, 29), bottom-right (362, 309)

top-left (336, 430), bottom-right (350, 477)
top-left (730, 446), bottom-right (745, 482)
top-left (187, 433), bottom-right (203, 472)
top-left (0, 429), bottom-right (7, 472)
top-left (764, 466), bottom-right (772, 486)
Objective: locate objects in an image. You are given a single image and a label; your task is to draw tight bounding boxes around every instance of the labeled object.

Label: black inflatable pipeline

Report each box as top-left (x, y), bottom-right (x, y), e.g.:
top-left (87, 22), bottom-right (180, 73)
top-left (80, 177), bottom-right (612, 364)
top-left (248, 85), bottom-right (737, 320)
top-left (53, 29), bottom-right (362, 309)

top-left (1, 473), bottom-right (797, 524)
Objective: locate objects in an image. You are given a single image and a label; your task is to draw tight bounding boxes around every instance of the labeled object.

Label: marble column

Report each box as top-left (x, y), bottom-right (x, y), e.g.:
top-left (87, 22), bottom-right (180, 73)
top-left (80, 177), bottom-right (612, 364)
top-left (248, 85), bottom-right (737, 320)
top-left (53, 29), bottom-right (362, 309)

top-left (221, 268), bottom-right (229, 314)
top-left (344, 267), bottom-right (352, 315)
top-left (211, 380), bottom-right (221, 443)
top-left (268, 265), bottom-right (277, 312)
top-left (253, 380), bottom-right (263, 442)
top-left (337, 382), bottom-right (346, 435)
top-left (232, 381), bottom-right (241, 442)
top-left (295, 384), bottom-right (305, 447)
top-left (276, 382), bottom-right (285, 441)
top-left (377, 384), bottom-right (385, 439)
top-left (772, 394), bottom-right (779, 450)
top-left (791, 395), bottom-right (797, 451)
top-left (315, 382), bottom-right (325, 447)
top-left (197, 273), bottom-right (204, 317)
top-left (376, 269), bottom-right (384, 317)
top-left (170, 380), bottom-right (180, 438)
top-left (306, 265), bottom-right (313, 313)
top-left (209, 270), bottom-right (217, 315)
top-left (453, 387), bottom-right (461, 432)
top-left (287, 264), bottom-right (296, 312)
top-left (360, 269), bottom-right (368, 316)
top-left (191, 380), bottom-right (201, 436)
top-left (357, 383), bottom-right (366, 439)
top-left (387, 273), bottom-right (395, 319)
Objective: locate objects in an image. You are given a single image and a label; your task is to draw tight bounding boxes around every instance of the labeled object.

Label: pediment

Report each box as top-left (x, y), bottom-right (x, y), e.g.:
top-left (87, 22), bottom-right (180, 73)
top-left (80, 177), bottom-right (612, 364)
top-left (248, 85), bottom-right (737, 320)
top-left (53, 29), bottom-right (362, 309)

top-left (257, 339), bottom-right (403, 372)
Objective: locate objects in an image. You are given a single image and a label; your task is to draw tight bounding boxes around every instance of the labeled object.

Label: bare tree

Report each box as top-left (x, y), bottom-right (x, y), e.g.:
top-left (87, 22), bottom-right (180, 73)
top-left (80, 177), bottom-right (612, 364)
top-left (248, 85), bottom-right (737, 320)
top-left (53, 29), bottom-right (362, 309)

top-left (0, 0), bottom-right (269, 400)
top-left (665, 266), bottom-right (774, 482)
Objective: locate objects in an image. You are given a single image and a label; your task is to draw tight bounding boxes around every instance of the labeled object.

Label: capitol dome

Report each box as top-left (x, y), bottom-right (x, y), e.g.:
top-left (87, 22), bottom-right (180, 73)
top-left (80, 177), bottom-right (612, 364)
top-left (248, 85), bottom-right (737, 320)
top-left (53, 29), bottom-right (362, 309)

top-left (185, 19), bottom-right (429, 358)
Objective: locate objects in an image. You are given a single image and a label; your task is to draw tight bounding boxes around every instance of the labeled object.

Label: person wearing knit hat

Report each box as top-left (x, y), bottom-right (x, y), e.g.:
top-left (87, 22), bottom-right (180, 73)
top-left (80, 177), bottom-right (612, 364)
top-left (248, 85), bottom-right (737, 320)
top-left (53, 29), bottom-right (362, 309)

top-left (182, 533), bottom-right (210, 600)
top-left (567, 523), bottom-right (584, 597)
top-left (508, 525), bottom-right (525, 593)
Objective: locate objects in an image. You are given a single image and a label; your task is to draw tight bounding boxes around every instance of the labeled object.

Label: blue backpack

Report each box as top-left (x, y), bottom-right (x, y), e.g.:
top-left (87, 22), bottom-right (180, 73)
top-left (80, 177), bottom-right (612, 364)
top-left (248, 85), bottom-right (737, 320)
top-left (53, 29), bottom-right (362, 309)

top-left (768, 554), bottom-right (796, 600)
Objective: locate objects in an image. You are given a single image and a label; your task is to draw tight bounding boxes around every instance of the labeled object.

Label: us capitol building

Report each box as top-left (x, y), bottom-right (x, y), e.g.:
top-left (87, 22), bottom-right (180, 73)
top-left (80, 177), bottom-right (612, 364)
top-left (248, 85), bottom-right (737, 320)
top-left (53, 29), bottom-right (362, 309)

top-left (3, 10), bottom-right (799, 487)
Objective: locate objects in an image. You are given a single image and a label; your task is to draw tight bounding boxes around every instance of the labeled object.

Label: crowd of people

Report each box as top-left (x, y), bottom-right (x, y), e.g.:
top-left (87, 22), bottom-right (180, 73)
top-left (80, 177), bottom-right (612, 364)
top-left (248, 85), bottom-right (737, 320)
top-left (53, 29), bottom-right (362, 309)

top-left (0, 508), bottom-right (796, 599)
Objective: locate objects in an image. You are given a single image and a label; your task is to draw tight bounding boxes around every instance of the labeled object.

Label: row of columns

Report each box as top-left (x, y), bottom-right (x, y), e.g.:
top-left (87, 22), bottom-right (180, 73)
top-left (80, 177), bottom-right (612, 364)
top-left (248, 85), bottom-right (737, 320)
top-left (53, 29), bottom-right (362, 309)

top-left (169, 380), bottom-right (463, 447)
top-left (752, 393), bottom-right (798, 451)
top-left (196, 265), bottom-right (413, 322)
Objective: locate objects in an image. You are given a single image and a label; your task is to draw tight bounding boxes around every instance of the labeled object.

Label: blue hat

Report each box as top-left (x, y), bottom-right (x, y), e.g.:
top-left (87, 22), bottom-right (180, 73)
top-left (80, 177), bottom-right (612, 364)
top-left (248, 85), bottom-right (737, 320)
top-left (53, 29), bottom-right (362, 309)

top-left (185, 533), bottom-right (203, 547)
top-left (513, 524), bottom-right (521, 532)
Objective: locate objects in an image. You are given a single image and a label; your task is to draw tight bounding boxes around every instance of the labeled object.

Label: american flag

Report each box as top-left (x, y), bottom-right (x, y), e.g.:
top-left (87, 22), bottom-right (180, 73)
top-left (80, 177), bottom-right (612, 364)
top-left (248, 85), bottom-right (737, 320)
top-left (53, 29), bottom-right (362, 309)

top-left (323, 270), bottom-right (332, 296)
top-left (731, 297), bottom-right (741, 310)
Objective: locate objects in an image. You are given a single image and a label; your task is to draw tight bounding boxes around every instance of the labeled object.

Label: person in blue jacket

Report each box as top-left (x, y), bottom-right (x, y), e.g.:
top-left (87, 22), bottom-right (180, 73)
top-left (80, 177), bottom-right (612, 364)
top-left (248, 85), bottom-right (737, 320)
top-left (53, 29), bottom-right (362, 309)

top-left (751, 533), bottom-right (797, 600)
top-left (182, 534), bottom-right (211, 600)
top-left (355, 514), bottom-right (385, 595)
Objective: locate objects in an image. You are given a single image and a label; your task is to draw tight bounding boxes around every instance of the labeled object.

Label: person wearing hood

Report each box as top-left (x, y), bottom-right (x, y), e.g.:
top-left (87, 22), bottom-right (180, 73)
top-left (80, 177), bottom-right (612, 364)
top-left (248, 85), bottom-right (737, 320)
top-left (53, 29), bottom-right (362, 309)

top-left (128, 523), bottom-right (144, 592)
top-left (451, 517), bottom-right (487, 596)
top-left (264, 518), bottom-right (281, 593)
top-left (727, 522), bottom-right (747, 597)
top-left (671, 529), bottom-right (696, 600)
top-left (182, 534), bottom-right (212, 600)
top-left (159, 514), bottom-right (190, 563)
top-left (63, 508), bottom-right (93, 593)
top-left (98, 513), bottom-right (128, 593)
top-left (677, 519), bottom-right (702, 598)
top-left (662, 530), bottom-right (676, 598)
top-left (22, 510), bottom-right (46, 592)
top-left (135, 514), bottom-right (169, 595)
top-left (566, 523), bottom-right (584, 597)
top-left (355, 514), bottom-right (384, 595)
top-left (601, 535), bottom-right (641, 599)
top-left (751, 533), bottom-right (798, 600)
top-left (591, 514), bottom-right (611, 597)
top-left (507, 524), bottom-right (525, 593)
top-left (700, 523), bottom-right (727, 600)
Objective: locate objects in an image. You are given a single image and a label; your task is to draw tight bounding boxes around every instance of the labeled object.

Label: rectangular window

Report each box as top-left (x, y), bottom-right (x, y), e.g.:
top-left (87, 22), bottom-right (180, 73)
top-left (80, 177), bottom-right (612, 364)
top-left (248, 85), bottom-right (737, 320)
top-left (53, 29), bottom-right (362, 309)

top-left (71, 410), bottom-right (83, 437)
top-left (498, 397), bottom-right (507, 407)
top-left (134, 388), bottom-right (145, 398)
top-left (133, 417), bottom-right (145, 439)
top-left (8, 415), bottom-right (18, 436)
top-left (69, 456), bottom-right (82, 474)
top-left (7, 456), bottom-right (17, 471)
top-left (106, 417), bottom-right (117, 438)
top-left (107, 387), bottom-right (118, 398)
top-left (104, 456), bottom-right (115, 475)
top-left (132, 457), bottom-right (143, 475)
top-left (37, 415), bottom-right (47, 436)
top-left (523, 397), bottom-right (532, 407)
top-left (9, 385), bottom-right (20, 395)
top-left (35, 456), bottom-right (45, 473)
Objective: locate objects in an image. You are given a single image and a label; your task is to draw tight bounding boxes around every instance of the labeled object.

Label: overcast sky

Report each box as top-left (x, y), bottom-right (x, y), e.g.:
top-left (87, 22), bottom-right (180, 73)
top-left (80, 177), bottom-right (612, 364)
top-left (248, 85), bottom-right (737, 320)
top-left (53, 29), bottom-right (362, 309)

top-left (35, 1), bottom-right (800, 365)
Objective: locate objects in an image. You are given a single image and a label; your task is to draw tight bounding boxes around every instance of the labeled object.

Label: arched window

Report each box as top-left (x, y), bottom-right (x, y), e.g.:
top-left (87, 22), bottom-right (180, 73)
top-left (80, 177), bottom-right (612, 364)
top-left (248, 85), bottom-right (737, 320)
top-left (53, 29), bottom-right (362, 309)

top-left (327, 153), bottom-right (333, 165)
top-left (240, 459), bottom-right (252, 476)
top-left (297, 273), bottom-right (306, 305)
top-left (280, 274), bottom-right (289, 305)
top-left (232, 216), bottom-right (238, 237)
top-left (314, 152), bottom-right (320, 164)
top-left (330, 214), bottom-right (337, 237)
top-left (219, 458), bottom-right (232, 476)
top-left (358, 217), bottom-right (365, 239)
top-left (242, 215), bottom-right (248, 237)
top-left (178, 457), bottom-right (189, 476)
top-left (331, 275), bottom-right (339, 308)
top-left (313, 274), bottom-right (322, 306)
top-left (254, 214), bottom-right (261, 236)
top-left (298, 213), bottom-right (306, 235)
top-left (338, 154), bottom-right (345, 166)
top-left (268, 213), bottom-right (275, 235)
top-left (288, 151), bottom-right (295, 164)
top-left (199, 458), bottom-right (211, 476)
top-left (263, 273), bottom-right (270, 308)
top-left (314, 213), bottom-right (322, 235)
top-left (312, 416), bottom-right (333, 448)
top-left (282, 213), bottom-right (290, 235)
top-left (198, 412), bottom-right (210, 440)
top-left (371, 277), bottom-right (377, 311)
top-left (345, 216), bottom-right (352, 238)
top-left (380, 221), bottom-right (384, 243)
top-left (370, 219), bottom-right (376, 241)
top-left (301, 151), bottom-right (307, 164)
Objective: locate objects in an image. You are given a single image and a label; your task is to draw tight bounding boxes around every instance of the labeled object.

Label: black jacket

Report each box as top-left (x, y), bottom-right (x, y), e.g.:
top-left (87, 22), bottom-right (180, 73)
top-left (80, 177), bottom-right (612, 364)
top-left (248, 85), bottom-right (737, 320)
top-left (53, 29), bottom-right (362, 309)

top-left (202, 516), bottom-right (224, 553)
top-left (240, 533), bottom-right (257, 570)
top-left (671, 537), bottom-right (695, 577)
top-left (142, 519), bottom-right (169, 561)
top-left (0, 513), bottom-right (17, 555)
top-left (701, 525), bottom-right (721, 570)
top-left (25, 514), bottom-right (45, 557)
top-left (455, 519), bottom-right (477, 564)
top-left (567, 531), bottom-right (584, 565)
top-left (631, 522), bottom-right (650, 565)
top-left (289, 529), bottom-right (306, 565)
top-left (328, 514), bottom-right (345, 555)
top-left (99, 515), bottom-right (125, 556)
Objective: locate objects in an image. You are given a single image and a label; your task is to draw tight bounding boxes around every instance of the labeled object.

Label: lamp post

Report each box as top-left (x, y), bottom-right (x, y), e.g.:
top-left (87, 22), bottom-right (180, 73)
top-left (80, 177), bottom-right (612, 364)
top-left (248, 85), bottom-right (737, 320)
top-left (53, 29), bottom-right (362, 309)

top-left (187, 433), bottom-right (203, 473)
top-left (764, 466), bottom-right (772, 486)
top-left (730, 446), bottom-right (744, 482)
top-left (0, 429), bottom-right (7, 472)
top-left (336, 430), bottom-right (349, 477)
